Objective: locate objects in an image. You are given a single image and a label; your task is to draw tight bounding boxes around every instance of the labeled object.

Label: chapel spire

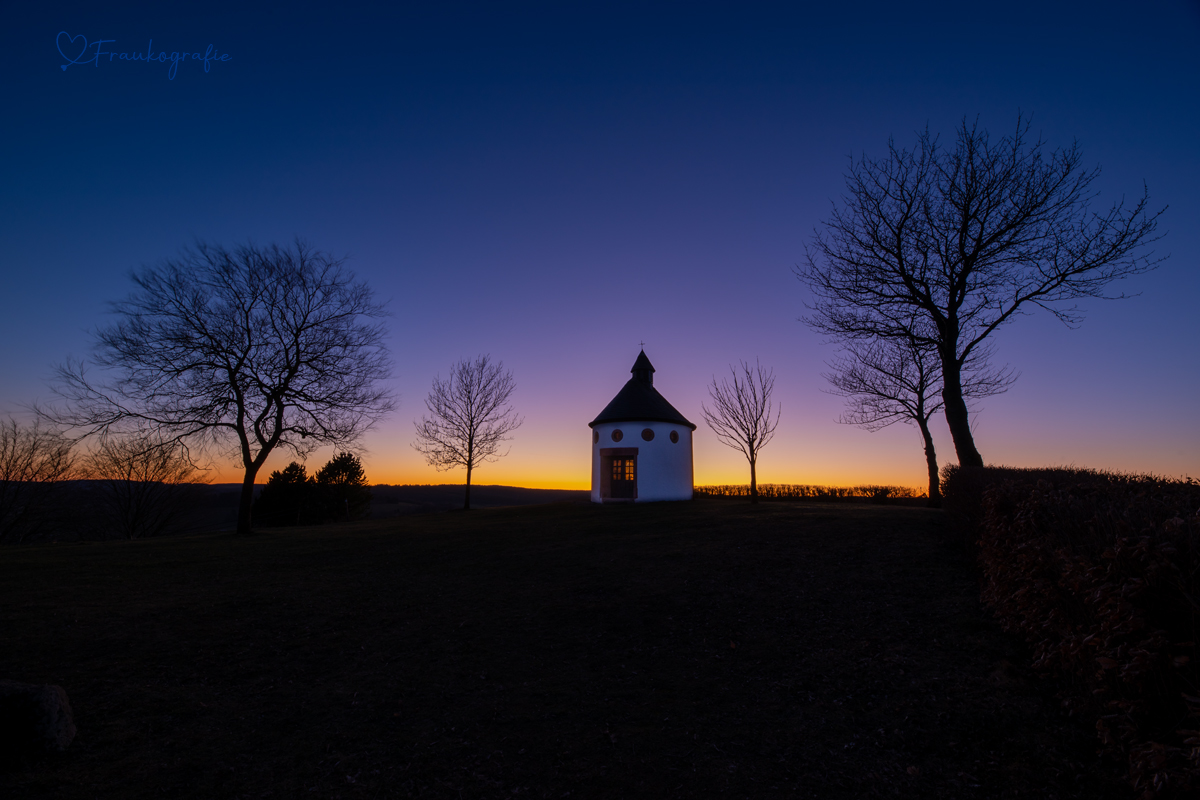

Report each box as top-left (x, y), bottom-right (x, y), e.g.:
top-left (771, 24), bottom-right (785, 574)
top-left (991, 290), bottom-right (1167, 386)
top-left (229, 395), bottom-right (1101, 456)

top-left (631, 350), bottom-right (655, 386)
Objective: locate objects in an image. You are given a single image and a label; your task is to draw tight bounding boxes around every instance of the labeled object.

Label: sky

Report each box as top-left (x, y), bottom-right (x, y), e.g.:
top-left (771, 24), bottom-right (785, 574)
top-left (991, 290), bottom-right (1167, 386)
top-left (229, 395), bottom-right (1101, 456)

top-left (1, 1), bottom-right (1197, 491)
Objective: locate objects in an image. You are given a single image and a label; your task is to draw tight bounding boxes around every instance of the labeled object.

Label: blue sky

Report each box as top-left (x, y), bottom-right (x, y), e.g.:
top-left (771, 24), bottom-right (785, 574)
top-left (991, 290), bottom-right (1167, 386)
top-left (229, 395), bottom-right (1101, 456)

top-left (2, 1), bottom-right (1197, 487)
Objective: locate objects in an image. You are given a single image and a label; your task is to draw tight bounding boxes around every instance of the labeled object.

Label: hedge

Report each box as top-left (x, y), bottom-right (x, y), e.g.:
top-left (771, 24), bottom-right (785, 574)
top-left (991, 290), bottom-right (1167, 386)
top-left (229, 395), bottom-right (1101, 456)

top-left (944, 465), bottom-right (1200, 798)
top-left (694, 483), bottom-right (924, 502)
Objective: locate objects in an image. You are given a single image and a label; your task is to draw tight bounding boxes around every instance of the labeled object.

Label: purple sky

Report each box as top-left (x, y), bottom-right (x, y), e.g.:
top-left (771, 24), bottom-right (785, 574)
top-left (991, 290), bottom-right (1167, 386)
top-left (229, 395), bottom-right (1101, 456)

top-left (2, 1), bottom-right (1197, 489)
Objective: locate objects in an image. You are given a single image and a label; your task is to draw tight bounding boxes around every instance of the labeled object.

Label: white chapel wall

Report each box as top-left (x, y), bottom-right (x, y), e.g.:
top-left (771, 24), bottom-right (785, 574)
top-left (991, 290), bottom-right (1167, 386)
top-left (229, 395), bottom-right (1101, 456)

top-left (590, 420), bottom-right (693, 503)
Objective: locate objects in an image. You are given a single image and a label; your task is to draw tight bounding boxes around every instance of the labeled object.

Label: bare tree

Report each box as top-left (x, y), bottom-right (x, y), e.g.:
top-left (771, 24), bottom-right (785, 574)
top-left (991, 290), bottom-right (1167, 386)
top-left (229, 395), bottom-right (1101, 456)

top-left (85, 427), bottom-right (207, 539)
top-left (824, 336), bottom-right (1013, 507)
top-left (0, 418), bottom-right (76, 543)
top-left (48, 240), bottom-right (394, 536)
top-left (799, 115), bottom-right (1165, 467)
top-left (412, 355), bottom-right (522, 510)
top-left (701, 360), bottom-right (780, 503)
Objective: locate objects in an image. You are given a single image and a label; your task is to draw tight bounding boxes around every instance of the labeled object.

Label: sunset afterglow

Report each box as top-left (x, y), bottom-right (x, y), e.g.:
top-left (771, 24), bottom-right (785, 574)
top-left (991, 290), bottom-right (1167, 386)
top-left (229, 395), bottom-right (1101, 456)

top-left (1, 3), bottom-right (1196, 492)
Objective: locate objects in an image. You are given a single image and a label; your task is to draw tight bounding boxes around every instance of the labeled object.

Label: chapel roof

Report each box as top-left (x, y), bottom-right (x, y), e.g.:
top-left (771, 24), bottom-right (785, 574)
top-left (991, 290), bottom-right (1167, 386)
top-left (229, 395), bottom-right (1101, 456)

top-left (630, 350), bottom-right (654, 375)
top-left (588, 350), bottom-right (697, 430)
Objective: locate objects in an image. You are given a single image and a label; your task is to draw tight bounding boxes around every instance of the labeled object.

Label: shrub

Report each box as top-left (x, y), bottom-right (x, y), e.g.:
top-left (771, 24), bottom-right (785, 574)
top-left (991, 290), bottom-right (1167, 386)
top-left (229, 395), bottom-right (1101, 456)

top-left (975, 471), bottom-right (1200, 797)
top-left (314, 452), bottom-right (371, 522)
top-left (252, 453), bottom-right (372, 527)
top-left (252, 462), bottom-right (317, 527)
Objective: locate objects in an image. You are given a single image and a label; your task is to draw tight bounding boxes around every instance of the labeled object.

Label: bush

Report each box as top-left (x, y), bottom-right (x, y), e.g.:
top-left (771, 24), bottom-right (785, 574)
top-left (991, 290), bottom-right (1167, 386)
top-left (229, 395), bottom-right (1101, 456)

top-left (967, 468), bottom-right (1200, 797)
top-left (252, 453), bottom-right (372, 527)
top-left (314, 452), bottom-right (371, 522)
top-left (252, 462), bottom-right (317, 527)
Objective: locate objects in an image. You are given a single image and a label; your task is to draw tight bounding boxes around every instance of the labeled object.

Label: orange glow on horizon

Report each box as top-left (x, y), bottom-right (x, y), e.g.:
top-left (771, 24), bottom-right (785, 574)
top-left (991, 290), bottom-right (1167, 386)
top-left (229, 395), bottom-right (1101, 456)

top-left (197, 459), bottom-right (926, 493)
top-left (190, 403), bottom-right (1195, 495)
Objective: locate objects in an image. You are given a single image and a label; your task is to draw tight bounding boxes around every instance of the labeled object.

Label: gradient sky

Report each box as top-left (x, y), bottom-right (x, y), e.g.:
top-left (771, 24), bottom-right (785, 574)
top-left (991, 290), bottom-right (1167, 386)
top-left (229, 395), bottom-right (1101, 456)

top-left (2, 1), bottom-right (1197, 490)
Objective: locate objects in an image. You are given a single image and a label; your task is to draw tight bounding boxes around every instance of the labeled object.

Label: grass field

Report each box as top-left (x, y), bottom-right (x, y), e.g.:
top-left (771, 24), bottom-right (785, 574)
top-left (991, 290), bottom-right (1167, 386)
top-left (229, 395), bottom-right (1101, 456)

top-left (0, 500), bottom-right (1127, 798)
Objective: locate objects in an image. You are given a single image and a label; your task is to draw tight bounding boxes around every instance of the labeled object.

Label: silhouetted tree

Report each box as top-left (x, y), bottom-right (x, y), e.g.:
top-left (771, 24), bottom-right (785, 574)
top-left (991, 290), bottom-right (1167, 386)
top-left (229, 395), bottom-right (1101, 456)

top-left (85, 427), bottom-right (206, 539)
top-left (799, 115), bottom-right (1164, 467)
top-left (252, 462), bottom-right (315, 527)
top-left (824, 335), bottom-right (1013, 507)
top-left (413, 355), bottom-right (522, 510)
top-left (0, 418), bottom-right (76, 543)
top-left (701, 360), bottom-right (780, 504)
top-left (49, 240), bottom-right (394, 535)
top-left (315, 451), bottom-right (371, 521)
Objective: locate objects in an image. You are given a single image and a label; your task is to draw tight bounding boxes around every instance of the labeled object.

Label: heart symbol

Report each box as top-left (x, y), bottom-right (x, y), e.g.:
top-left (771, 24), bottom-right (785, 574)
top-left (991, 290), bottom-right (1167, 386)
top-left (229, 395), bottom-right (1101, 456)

top-left (56, 31), bottom-right (88, 70)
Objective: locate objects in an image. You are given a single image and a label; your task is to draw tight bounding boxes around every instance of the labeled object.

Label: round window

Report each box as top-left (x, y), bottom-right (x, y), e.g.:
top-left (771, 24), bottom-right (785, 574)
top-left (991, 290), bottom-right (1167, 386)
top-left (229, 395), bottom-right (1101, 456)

top-left (669, 430), bottom-right (679, 443)
top-left (611, 429), bottom-right (623, 442)
top-left (641, 428), bottom-right (654, 441)
top-left (593, 430), bottom-right (599, 444)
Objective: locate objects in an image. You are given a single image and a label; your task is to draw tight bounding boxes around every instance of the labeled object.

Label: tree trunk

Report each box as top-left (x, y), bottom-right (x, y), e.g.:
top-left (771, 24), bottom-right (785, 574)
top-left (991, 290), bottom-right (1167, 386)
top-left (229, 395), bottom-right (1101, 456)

top-left (918, 419), bottom-right (942, 509)
top-left (236, 465), bottom-right (261, 536)
top-left (464, 463), bottom-right (472, 511)
top-left (940, 354), bottom-right (984, 468)
top-left (749, 458), bottom-right (758, 504)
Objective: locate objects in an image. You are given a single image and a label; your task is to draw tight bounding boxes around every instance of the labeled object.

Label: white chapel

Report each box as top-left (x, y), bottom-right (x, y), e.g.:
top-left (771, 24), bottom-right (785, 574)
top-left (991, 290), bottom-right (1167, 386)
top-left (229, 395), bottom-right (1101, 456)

top-left (589, 350), bottom-right (696, 503)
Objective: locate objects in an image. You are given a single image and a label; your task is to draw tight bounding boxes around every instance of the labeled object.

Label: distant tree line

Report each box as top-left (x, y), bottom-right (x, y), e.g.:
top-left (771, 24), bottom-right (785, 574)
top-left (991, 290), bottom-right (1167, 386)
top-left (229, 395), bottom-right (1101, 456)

top-left (695, 483), bottom-right (924, 502)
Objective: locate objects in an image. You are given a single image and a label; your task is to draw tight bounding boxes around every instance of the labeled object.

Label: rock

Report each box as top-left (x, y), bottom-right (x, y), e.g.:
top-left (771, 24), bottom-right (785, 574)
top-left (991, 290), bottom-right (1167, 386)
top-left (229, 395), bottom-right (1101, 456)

top-left (0, 680), bottom-right (77, 755)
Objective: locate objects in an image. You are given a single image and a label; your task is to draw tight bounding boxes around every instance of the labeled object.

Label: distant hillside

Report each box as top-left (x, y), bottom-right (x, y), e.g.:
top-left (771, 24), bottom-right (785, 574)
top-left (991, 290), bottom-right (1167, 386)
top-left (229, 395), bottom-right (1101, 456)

top-left (7, 483), bottom-right (590, 541)
top-left (368, 484), bottom-right (590, 515)
top-left (190, 483), bottom-right (590, 529)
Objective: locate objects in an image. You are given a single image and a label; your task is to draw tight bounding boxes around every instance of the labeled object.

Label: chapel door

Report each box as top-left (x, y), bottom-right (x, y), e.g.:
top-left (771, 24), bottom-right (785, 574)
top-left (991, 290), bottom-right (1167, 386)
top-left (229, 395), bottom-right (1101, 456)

top-left (610, 456), bottom-right (636, 499)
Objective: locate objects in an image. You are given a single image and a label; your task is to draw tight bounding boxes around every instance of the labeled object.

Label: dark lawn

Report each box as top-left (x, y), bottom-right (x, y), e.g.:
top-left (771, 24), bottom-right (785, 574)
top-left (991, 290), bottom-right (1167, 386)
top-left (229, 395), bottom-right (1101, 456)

top-left (0, 499), bottom-right (1127, 798)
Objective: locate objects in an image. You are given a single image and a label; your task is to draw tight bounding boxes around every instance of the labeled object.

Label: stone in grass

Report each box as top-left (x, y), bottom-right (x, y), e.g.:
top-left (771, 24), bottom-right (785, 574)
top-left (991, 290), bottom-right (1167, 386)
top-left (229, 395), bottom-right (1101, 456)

top-left (0, 680), bottom-right (77, 756)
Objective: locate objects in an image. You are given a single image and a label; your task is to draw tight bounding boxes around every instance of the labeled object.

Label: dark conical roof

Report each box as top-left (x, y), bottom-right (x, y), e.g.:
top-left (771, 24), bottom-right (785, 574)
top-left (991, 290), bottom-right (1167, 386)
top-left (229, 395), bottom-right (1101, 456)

top-left (630, 350), bottom-right (655, 376)
top-left (589, 351), bottom-right (697, 430)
